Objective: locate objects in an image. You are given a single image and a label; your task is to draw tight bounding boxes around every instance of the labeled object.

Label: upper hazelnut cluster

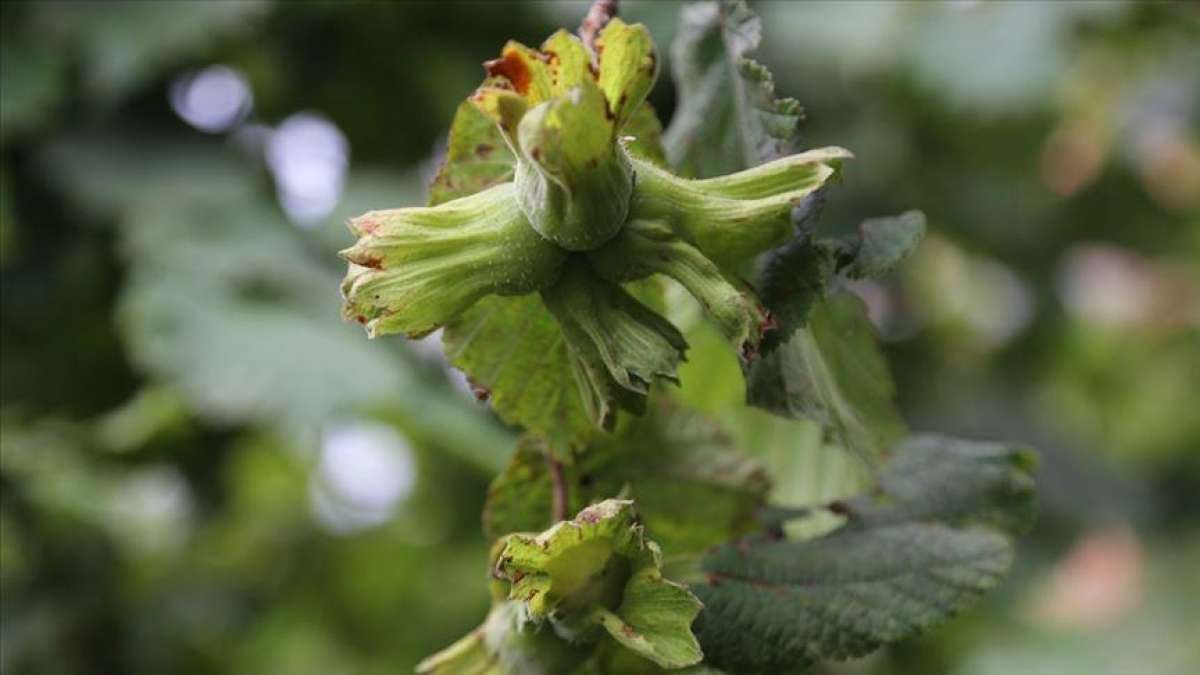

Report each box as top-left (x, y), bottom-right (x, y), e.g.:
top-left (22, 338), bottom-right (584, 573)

top-left (340, 19), bottom-right (849, 428)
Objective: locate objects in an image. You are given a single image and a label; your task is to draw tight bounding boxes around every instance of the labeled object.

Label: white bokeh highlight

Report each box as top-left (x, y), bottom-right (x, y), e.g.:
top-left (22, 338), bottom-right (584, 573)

top-left (311, 420), bottom-right (416, 535)
top-left (169, 65), bottom-right (253, 133)
top-left (265, 112), bottom-right (349, 228)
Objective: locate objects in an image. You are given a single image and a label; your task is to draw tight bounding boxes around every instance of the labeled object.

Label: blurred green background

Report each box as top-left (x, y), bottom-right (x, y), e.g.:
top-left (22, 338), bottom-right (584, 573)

top-left (1, 1), bottom-right (1197, 674)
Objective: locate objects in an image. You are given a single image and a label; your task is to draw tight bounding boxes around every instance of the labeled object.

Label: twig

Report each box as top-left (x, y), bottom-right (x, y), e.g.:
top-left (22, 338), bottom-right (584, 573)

top-left (546, 451), bottom-right (568, 522)
top-left (579, 0), bottom-right (618, 62)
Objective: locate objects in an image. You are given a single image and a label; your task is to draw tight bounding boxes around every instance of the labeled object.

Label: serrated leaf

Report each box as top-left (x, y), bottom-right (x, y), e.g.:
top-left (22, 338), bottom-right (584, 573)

top-left (497, 500), bottom-right (703, 670)
top-left (690, 434), bottom-right (1038, 673)
top-left (484, 403), bottom-right (769, 556)
top-left (753, 238), bottom-right (837, 353)
top-left (428, 101), bottom-right (516, 207)
top-left (443, 295), bottom-right (598, 452)
top-left (663, 0), bottom-right (803, 176)
top-left (747, 274), bottom-right (906, 462)
top-left (841, 210), bottom-right (927, 280)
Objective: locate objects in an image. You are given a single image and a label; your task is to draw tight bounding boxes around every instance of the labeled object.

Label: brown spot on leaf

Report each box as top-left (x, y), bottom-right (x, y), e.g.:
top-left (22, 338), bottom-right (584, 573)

top-left (474, 143), bottom-right (494, 158)
top-left (484, 49), bottom-right (531, 94)
top-left (356, 217), bottom-right (379, 235)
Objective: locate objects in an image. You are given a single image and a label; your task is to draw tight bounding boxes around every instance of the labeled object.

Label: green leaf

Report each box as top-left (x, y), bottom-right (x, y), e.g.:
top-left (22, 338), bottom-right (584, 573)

top-left (753, 238), bottom-right (837, 353)
top-left (497, 500), bottom-right (703, 670)
top-left (747, 259), bottom-right (906, 461)
top-left (690, 434), bottom-right (1038, 673)
top-left (484, 403), bottom-right (769, 556)
top-left (443, 295), bottom-right (598, 452)
top-left (0, 40), bottom-right (68, 140)
top-left (663, 0), bottom-right (803, 176)
top-left (840, 210), bottom-right (927, 280)
top-left (428, 101), bottom-right (516, 207)
top-left (37, 135), bottom-right (511, 472)
top-left (25, 1), bottom-right (269, 105)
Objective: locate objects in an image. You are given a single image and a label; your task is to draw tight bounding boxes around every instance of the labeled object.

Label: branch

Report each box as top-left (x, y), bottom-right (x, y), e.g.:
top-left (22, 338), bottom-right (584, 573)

top-left (579, 0), bottom-right (618, 62)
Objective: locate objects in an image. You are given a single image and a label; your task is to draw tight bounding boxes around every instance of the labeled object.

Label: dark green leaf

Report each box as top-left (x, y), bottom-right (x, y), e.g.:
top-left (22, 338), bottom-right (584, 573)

top-left (691, 434), bottom-right (1038, 673)
top-left (840, 210), bottom-right (927, 280)
top-left (748, 286), bottom-right (906, 462)
top-left (663, 0), bottom-right (803, 176)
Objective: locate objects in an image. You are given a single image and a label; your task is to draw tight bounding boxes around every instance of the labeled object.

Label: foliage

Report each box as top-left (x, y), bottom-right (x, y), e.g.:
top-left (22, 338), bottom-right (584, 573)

top-left (3, 1), bottom-right (1197, 675)
top-left (334, 2), bottom-right (1044, 672)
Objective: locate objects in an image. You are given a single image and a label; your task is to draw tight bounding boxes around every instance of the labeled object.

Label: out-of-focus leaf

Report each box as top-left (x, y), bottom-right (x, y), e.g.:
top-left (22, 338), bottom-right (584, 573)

top-left (30, 0), bottom-right (270, 104)
top-left (0, 168), bottom-right (15, 264)
top-left (0, 42), bottom-right (67, 139)
top-left (117, 196), bottom-right (406, 430)
top-left (484, 402), bottom-right (769, 556)
top-left (663, 0), bottom-right (803, 176)
top-left (38, 134), bottom-right (256, 218)
top-left (691, 434), bottom-right (1038, 673)
top-left (840, 210), bottom-right (927, 280)
top-left (36, 133), bottom-right (511, 469)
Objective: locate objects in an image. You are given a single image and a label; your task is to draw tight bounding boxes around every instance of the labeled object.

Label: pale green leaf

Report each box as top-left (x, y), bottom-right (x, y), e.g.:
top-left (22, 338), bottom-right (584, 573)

top-left (428, 101), bottom-right (517, 207)
top-left (443, 295), bottom-right (599, 452)
top-left (595, 18), bottom-right (659, 129)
